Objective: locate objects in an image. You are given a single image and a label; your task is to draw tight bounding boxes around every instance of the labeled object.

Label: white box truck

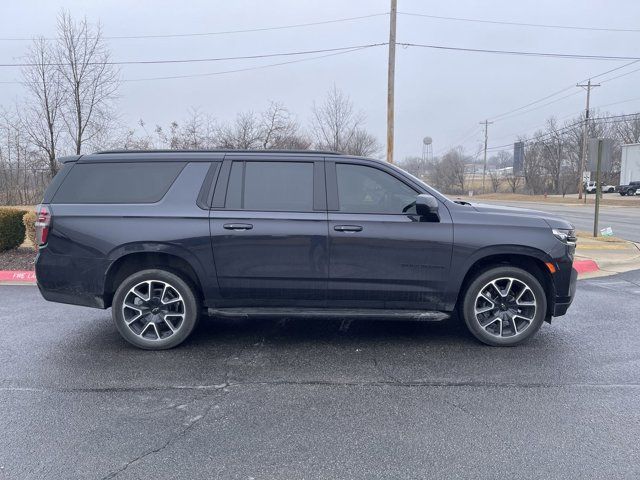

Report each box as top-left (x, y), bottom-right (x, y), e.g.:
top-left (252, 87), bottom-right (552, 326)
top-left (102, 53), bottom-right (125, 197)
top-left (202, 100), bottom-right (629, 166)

top-left (620, 143), bottom-right (640, 186)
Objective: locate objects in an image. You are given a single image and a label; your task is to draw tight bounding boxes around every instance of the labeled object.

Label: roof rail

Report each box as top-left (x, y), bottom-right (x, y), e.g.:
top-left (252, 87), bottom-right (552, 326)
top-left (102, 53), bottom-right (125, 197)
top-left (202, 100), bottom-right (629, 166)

top-left (93, 149), bottom-right (342, 155)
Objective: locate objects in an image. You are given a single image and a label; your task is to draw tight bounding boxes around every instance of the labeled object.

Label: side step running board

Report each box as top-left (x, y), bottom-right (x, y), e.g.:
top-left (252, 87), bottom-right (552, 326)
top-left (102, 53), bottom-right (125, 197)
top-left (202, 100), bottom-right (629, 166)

top-left (207, 308), bottom-right (450, 322)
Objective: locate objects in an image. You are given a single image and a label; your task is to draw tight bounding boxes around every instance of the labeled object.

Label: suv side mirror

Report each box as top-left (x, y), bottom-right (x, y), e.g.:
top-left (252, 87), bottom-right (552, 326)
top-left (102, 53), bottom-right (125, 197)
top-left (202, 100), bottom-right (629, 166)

top-left (415, 194), bottom-right (439, 217)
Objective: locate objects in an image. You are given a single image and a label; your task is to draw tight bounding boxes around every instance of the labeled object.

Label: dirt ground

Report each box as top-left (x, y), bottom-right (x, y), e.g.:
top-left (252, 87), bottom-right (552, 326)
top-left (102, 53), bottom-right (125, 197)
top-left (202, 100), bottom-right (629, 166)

top-left (0, 246), bottom-right (35, 270)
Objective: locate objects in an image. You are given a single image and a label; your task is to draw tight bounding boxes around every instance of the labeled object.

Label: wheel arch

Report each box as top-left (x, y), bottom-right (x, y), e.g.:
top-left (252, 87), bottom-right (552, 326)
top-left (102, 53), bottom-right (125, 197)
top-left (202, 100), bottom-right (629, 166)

top-left (103, 244), bottom-right (208, 308)
top-left (451, 247), bottom-right (555, 318)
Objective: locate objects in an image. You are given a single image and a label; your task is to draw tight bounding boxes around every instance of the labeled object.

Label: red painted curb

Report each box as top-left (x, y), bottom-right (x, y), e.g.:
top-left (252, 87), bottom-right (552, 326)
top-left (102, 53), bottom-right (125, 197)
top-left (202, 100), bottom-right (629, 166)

top-left (573, 260), bottom-right (600, 274)
top-left (0, 270), bottom-right (36, 283)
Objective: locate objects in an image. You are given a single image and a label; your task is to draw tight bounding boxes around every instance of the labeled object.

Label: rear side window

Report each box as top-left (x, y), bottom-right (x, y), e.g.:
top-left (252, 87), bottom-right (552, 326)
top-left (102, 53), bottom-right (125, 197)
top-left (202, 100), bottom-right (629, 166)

top-left (42, 163), bottom-right (74, 203)
top-left (53, 162), bottom-right (184, 204)
top-left (226, 161), bottom-right (314, 211)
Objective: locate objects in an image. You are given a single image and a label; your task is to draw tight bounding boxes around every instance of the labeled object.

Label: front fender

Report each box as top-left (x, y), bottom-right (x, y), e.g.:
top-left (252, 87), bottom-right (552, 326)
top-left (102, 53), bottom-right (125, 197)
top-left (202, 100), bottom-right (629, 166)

top-left (444, 244), bottom-right (554, 310)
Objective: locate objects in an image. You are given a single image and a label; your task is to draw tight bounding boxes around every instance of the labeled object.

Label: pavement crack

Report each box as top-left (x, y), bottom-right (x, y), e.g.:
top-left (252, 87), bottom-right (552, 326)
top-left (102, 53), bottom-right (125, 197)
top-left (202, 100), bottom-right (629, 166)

top-left (371, 345), bottom-right (401, 384)
top-left (100, 385), bottom-right (228, 480)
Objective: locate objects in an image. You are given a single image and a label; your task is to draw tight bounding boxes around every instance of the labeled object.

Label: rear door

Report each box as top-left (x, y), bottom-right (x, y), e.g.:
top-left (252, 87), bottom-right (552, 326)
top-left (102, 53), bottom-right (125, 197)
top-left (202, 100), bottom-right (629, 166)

top-left (326, 159), bottom-right (453, 310)
top-left (209, 156), bottom-right (328, 307)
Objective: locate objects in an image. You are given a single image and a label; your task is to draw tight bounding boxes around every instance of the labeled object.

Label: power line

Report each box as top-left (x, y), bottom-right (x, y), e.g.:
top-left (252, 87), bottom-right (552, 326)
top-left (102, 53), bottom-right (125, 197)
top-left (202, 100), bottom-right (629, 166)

top-left (398, 11), bottom-right (640, 33)
top-left (484, 60), bottom-right (640, 123)
top-left (0, 13), bottom-right (389, 41)
top-left (0, 43), bottom-right (388, 67)
top-left (399, 42), bottom-right (640, 61)
top-left (0, 44), bottom-right (382, 84)
top-left (600, 63), bottom-right (640, 84)
top-left (124, 45), bottom-right (376, 82)
top-left (489, 86), bottom-right (576, 122)
top-left (484, 113), bottom-right (640, 152)
top-left (2, 41), bottom-right (639, 68)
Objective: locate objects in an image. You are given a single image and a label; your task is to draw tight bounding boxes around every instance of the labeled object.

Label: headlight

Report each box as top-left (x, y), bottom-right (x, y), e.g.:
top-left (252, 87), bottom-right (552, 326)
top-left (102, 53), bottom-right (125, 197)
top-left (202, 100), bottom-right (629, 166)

top-left (552, 228), bottom-right (577, 244)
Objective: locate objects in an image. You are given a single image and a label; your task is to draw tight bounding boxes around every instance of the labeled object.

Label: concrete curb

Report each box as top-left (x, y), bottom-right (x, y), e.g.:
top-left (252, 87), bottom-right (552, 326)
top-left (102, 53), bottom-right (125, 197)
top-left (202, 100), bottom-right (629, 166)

top-left (573, 260), bottom-right (600, 274)
top-left (0, 270), bottom-right (36, 285)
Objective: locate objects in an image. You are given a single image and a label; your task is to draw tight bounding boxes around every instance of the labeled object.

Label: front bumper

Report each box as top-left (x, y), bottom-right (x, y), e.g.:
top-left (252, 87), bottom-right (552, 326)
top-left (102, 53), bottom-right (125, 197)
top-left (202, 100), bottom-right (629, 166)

top-left (552, 266), bottom-right (577, 316)
top-left (548, 240), bottom-right (577, 318)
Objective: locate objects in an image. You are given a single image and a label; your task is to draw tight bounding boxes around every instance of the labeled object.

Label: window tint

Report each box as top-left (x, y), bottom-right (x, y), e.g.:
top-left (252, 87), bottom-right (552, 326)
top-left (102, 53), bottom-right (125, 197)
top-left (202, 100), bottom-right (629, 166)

top-left (53, 162), bottom-right (184, 204)
top-left (225, 161), bottom-right (314, 211)
top-left (336, 163), bottom-right (417, 214)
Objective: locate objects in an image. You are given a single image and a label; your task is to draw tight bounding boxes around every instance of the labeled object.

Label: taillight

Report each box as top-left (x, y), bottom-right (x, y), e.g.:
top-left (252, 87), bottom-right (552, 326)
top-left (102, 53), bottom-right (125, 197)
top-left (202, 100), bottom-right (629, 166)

top-left (35, 204), bottom-right (51, 246)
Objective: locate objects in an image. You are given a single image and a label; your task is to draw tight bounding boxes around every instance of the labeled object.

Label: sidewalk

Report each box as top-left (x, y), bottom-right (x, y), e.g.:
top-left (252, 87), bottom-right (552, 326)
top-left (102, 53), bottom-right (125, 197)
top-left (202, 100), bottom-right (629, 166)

top-left (574, 235), bottom-right (640, 278)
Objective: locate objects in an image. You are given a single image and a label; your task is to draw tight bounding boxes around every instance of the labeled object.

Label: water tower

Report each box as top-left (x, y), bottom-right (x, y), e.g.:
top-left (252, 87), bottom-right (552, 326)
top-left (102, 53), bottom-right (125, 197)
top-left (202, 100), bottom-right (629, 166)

top-left (422, 136), bottom-right (433, 164)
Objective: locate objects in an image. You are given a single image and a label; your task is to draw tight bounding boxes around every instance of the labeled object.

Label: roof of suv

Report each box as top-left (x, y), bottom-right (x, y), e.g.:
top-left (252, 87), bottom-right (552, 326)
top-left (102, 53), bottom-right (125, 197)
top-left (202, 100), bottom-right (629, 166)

top-left (62, 149), bottom-right (383, 164)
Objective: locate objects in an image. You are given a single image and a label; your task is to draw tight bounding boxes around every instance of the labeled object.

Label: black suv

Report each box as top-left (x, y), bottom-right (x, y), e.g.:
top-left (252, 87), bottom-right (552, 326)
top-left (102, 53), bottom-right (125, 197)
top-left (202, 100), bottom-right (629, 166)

top-left (617, 181), bottom-right (640, 196)
top-left (35, 150), bottom-right (577, 349)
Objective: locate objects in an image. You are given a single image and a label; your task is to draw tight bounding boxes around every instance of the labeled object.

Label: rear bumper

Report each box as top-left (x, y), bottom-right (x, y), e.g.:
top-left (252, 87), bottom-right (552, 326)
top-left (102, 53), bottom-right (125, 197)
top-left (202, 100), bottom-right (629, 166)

top-left (35, 249), bottom-right (107, 309)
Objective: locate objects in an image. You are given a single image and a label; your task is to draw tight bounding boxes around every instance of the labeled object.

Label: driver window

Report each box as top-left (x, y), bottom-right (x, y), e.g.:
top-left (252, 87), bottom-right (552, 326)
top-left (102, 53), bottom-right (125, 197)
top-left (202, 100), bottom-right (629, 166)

top-left (335, 163), bottom-right (418, 214)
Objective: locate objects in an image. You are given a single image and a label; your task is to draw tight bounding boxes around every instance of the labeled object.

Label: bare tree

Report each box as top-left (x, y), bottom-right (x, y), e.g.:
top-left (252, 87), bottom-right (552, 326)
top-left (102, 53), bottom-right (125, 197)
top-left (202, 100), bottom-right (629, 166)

top-left (399, 156), bottom-right (429, 179)
top-left (217, 111), bottom-right (262, 149)
top-left (22, 37), bottom-right (63, 176)
top-left (488, 170), bottom-right (501, 193)
top-left (347, 129), bottom-right (381, 157)
top-left (311, 85), bottom-right (360, 152)
top-left (428, 148), bottom-right (467, 194)
top-left (504, 172), bottom-right (523, 193)
top-left (617, 114), bottom-right (640, 144)
top-left (311, 85), bottom-right (379, 155)
top-left (56, 11), bottom-right (119, 154)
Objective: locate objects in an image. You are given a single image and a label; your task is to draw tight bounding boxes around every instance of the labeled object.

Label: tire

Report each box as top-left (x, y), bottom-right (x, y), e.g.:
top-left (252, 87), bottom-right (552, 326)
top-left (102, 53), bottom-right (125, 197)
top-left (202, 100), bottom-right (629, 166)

top-left (620, 192), bottom-right (626, 196)
top-left (629, 189), bottom-right (636, 196)
top-left (461, 266), bottom-right (547, 347)
top-left (112, 269), bottom-right (200, 350)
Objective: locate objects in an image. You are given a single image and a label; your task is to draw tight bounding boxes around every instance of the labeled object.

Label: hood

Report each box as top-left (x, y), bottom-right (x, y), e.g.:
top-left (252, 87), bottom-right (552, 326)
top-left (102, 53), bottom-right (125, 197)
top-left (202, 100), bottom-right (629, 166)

top-left (468, 202), bottom-right (574, 230)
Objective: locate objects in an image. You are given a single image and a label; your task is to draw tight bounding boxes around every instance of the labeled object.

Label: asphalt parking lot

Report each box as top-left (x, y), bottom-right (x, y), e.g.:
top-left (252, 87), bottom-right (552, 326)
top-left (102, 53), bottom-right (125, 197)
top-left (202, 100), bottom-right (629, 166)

top-left (1, 272), bottom-right (640, 479)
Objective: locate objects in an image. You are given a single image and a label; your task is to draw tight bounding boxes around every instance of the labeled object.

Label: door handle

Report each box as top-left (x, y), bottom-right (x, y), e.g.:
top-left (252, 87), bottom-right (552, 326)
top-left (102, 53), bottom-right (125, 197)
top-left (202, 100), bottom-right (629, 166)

top-left (334, 225), bottom-right (363, 232)
top-left (223, 223), bottom-right (253, 231)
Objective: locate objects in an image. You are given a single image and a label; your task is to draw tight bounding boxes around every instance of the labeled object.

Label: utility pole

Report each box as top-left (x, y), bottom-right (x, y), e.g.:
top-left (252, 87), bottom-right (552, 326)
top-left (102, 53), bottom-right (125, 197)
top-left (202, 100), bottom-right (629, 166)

top-left (593, 139), bottom-right (603, 237)
top-left (577, 79), bottom-right (600, 201)
top-left (386, 0), bottom-right (397, 164)
top-left (480, 119), bottom-right (493, 194)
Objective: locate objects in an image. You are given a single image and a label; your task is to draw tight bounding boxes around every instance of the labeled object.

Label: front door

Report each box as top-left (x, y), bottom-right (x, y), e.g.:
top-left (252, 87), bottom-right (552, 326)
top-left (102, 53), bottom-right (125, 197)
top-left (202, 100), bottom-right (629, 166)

top-left (210, 158), bottom-right (328, 306)
top-left (326, 161), bottom-right (453, 310)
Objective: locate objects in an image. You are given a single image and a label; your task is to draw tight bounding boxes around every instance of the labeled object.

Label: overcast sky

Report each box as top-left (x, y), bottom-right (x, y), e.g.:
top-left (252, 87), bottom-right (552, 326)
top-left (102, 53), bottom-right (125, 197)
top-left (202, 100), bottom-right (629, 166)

top-left (1, 0), bottom-right (639, 160)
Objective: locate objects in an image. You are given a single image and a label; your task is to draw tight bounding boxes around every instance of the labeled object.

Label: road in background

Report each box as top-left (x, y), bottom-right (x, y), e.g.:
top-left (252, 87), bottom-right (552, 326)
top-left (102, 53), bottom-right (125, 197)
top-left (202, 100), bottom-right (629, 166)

top-left (1, 272), bottom-right (640, 479)
top-left (474, 199), bottom-right (640, 242)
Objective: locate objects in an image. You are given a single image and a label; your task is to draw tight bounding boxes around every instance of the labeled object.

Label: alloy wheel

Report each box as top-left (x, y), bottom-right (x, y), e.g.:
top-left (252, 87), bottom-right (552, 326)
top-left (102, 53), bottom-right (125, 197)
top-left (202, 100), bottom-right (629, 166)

top-left (474, 277), bottom-right (537, 339)
top-left (121, 280), bottom-right (186, 341)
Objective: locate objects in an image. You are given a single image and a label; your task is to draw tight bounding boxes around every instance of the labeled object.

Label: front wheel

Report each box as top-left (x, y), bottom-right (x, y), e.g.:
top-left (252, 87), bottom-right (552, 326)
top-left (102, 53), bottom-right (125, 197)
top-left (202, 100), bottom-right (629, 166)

top-left (461, 266), bottom-right (547, 346)
top-left (112, 269), bottom-right (200, 350)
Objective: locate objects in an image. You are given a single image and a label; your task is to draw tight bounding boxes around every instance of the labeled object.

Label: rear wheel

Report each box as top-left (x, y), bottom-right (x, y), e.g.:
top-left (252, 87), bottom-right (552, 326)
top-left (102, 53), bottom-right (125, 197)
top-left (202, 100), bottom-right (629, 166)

top-left (629, 189), bottom-right (637, 196)
top-left (461, 266), bottom-right (547, 346)
top-left (112, 269), bottom-right (200, 349)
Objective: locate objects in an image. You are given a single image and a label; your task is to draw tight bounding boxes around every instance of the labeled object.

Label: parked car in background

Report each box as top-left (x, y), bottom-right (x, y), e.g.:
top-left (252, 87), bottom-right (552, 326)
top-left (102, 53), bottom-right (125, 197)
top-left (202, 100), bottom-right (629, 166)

top-left (585, 181), bottom-right (616, 193)
top-left (616, 181), bottom-right (640, 196)
top-left (35, 150), bottom-right (577, 350)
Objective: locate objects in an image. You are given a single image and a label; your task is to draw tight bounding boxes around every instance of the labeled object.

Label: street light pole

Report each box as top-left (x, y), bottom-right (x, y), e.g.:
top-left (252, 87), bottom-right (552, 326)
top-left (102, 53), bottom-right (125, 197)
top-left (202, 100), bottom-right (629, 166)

top-left (386, 0), bottom-right (397, 164)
